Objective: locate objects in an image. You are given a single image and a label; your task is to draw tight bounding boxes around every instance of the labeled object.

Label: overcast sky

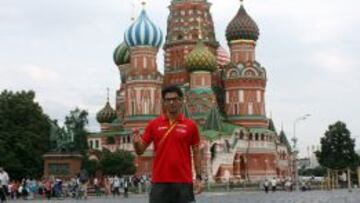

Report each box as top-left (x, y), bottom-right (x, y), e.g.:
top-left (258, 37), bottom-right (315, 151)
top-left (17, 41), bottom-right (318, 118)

top-left (1, 0), bottom-right (359, 157)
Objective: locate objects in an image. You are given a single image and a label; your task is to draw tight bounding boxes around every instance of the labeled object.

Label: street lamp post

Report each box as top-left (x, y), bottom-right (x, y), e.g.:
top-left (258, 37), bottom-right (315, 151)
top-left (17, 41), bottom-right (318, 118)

top-left (292, 114), bottom-right (310, 192)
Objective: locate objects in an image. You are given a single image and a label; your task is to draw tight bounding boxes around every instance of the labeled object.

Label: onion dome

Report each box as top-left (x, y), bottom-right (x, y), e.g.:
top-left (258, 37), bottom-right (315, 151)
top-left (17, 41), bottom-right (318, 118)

top-left (216, 46), bottom-right (230, 66)
top-left (185, 40), bottom-right (217, 72)
top-left (113, 42), bottom-right (130, 66)
top-left (124, 10), bottom-right (163, 48)
top-left (96, 101), bottom-right (117, 124)
top-left (226, 3), bottom-right (259, 41)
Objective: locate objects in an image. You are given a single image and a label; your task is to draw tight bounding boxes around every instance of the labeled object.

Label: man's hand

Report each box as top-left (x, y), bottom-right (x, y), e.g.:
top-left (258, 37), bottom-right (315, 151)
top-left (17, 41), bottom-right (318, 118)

top-left (132, 128), bottom-right (141, 143)
top-left (132, 128), bottom-right (149, 155)
top-left (193, 179), bottom-right (204, 195)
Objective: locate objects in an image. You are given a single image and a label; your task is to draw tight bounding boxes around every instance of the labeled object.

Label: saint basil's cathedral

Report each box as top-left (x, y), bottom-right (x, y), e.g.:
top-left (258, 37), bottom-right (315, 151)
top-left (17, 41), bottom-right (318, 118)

top-left (88, 0), bottom-right (293, 182)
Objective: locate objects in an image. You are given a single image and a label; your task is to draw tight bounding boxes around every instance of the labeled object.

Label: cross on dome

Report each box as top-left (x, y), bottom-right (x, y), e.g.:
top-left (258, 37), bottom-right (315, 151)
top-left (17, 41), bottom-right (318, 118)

top-left (106, 87), bottom-right (110, 102)
top-left (141, 0), bottom-right (147, 8)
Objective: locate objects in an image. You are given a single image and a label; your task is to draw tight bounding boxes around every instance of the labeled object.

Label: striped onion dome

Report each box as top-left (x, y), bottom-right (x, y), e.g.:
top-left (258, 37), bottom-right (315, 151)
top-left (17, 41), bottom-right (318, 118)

top-left (226, 4), bottom-right (259, 42)
top-left (124, 10), bottom-right (163, 48)
top-left (96, 101), bottom-right (117, 124)
top-left (113, 42), bottom-right (130, 66)
top-left (185, 40), bottom-right (217, 72)
top-left (216, 46), bottom-right (230, 66)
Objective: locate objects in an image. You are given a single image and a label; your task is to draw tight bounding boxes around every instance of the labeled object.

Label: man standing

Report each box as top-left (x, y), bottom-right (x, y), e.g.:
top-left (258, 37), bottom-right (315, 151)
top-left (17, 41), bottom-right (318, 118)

top-left (0, 167), bottom-right (9, 202)
top-left (271, 177), bottom-right (277, 192)
top-left (133, 85), bottom-right (203, 203)
top-left (263, 179), bottom-right (269, 193)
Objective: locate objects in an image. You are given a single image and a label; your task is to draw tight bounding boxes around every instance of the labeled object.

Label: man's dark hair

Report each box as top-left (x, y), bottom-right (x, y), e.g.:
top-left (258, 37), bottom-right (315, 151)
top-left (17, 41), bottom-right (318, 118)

top-left (161, 85), bottom-right (183, 99)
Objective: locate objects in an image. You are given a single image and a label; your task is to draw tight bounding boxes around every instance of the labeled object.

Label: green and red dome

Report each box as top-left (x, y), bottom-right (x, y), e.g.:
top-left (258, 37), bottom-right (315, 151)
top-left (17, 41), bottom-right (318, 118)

top-left (96, 102), bottom-right (117, 124)
top-left (226, 4), bottom-right (259, 42)
top-left (113, 42), bottom-right (130, 66)
top-left (185, 40), bottom-right (217, 72)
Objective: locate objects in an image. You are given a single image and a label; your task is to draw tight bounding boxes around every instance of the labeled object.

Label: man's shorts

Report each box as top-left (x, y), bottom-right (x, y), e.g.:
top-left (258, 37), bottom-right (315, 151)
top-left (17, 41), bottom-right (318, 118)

top-left (150, 183), bottom-right (195, 203)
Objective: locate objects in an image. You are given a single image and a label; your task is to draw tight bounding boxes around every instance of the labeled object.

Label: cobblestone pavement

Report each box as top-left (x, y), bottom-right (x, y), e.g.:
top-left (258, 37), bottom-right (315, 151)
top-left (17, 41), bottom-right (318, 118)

top-left (5, 189), bottom-right (360, 203)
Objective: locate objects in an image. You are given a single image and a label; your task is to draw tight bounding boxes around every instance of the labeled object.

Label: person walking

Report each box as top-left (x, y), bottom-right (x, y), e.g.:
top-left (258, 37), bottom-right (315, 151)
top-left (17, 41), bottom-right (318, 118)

top-left (133, 85), bottom-right (203, 203)
top-left (0, 167), bottom-right (9, 202)
top-left (271, 177), bottom-right (277, 192)
top-left (263, 179), bottom-right (269, 193)
top-left (93, 177), bottom-right (101, 197)
top-left (112, 176), bottom-right (120, 197)
top-left (123, 177), bottom-right (129, 198)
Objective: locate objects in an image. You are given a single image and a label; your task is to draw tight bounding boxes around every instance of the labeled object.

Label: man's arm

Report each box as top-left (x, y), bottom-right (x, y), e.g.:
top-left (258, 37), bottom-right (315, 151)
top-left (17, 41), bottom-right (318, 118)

top-left (192, 145), bottom-right (202, 179)
top-left (133, 129), bottom-right (150, 155)
top-left (192, 144), bottom-right (204, 194)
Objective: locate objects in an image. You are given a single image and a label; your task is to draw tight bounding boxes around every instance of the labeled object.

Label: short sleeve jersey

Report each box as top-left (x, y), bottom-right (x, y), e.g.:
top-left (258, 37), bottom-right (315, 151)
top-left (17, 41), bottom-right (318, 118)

top-left (141, 113), bottom-right (200, 183)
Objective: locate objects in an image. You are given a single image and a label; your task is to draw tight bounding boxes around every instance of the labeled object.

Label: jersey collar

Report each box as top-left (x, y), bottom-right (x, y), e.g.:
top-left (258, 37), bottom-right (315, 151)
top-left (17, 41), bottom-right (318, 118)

top-left (161, 113), bottom-right (185, 122)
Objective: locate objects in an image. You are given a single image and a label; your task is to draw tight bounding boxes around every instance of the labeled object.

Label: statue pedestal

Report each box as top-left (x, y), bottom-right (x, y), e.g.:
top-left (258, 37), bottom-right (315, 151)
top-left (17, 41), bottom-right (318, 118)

top-left (43, 153), bottom-right (82, 180)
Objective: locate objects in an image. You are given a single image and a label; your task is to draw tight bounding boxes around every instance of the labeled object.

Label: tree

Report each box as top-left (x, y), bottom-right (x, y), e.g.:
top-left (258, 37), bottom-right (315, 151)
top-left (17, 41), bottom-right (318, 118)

top-left (0, 90), bottom-right (51, 180)
top-left (100, 150), bottom-right (136, 176)
top-left (316, 121), bottom-right (357, 170)
top-left (315, 121), bottom-right (358, 191)
top-left (82, 158), bottom-right (100, 177)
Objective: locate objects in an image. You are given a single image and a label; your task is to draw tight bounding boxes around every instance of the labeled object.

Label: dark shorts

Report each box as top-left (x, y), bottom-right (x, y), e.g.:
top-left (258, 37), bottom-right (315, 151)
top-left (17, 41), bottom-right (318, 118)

top-left (150, 183), bottom-right (195, 203)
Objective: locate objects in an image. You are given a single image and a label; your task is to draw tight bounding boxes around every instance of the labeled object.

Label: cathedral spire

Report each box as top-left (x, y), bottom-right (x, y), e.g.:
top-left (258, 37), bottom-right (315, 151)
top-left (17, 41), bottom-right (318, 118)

top-left (106, 87), bottom-right (110, 103)
top-left (130, 2), bottom-right (136, 21)
top-left (141, 0), bottom-right (146, 9)
top-left (163, 0), bottom-right (219, 86)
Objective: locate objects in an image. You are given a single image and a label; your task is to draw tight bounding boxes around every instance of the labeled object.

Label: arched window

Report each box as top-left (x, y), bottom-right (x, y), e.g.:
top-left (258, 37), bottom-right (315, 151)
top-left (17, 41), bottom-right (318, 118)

top-left (230, 70), bottom-right (237, 78)
top-left (244, 69), bottom-right (256, 77)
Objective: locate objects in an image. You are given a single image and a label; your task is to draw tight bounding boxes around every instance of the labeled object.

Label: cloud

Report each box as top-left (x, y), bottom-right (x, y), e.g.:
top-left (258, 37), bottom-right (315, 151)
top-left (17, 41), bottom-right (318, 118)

top-left (310, 50), bottom-right (355, 74)
top-left (21, 64), bottom-right (61, 82)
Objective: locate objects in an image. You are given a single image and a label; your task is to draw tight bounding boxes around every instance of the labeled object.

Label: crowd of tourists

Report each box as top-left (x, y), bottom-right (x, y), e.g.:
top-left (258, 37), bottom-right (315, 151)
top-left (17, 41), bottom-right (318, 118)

top-left (262, 177), bottom-right (295, 193)
top-left (0, 166), bottom-right (151, 202)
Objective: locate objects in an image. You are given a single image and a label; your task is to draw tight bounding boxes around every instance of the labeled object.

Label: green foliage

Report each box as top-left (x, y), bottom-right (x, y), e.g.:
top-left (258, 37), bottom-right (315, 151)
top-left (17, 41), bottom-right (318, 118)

top-left (0, 90), bottom-right (51, 180)
top-left (82, 158), bottom-right (100, 177)
top-left (99, 150), bottom-right (136, 176)
top-left (316, 121), bottom-right (358, 170)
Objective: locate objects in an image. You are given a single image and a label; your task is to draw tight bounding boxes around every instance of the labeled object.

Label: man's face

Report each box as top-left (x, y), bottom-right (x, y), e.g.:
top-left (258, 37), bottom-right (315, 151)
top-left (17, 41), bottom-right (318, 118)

top-left (163, 92), bottom-right (182, 115)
